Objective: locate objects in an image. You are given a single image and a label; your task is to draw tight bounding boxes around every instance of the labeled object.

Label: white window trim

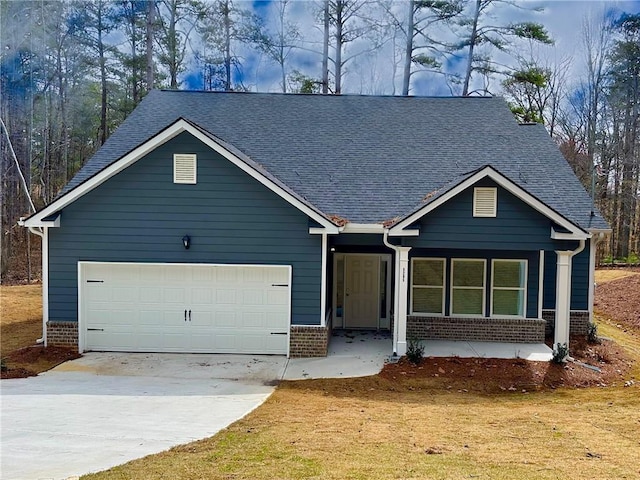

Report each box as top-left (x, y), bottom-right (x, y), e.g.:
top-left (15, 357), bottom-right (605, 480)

top-left (450, 258), bottom-right (487, 317)
top-left (410, 257), bottom-right (446, 316)
top-left (473, 187), bottom-right (497, 217)
top-left (173, 153), bottom-right (197, 184)
top-left (490, 259), bottom-right (528, 318)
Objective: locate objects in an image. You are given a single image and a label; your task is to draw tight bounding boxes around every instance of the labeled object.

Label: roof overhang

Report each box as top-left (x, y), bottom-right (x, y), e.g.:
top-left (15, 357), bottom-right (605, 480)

top-left (389, 165), bottom-right (589, 238)
top-left (21, 119), bottom-right (338, 231)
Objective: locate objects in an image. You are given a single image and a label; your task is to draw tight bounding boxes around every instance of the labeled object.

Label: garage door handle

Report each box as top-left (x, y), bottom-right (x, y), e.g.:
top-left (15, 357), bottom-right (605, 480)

top-left (87, 328), bottom-right (104, 331)
top-left (270, 332), bottom-right (288, 335)
top-left (86, 280), bottom-right (104, 283)
top-left (271, 284), bottom-right (289, 287)
top-left (184, 309), bottom-right (187, 322)
top-left (189, 310), bottom-right (191, 322)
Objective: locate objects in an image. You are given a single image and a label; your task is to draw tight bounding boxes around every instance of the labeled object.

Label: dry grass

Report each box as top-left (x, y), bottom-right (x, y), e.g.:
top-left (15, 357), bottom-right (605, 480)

top-left (595, 268), bottom-right (640, 284)
top-left (84, 315), bottom-right (640, 480)
top-left (83, 375), bottom-right (640, 480)
top-left (1, 285), bottom-right (42, 353)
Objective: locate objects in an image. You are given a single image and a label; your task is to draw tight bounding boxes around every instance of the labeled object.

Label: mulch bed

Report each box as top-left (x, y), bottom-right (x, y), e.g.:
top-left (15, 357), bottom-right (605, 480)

top-left (379, 336), bottom-right (634, 393)
top-left (0, 346), bottom-right (82, 379)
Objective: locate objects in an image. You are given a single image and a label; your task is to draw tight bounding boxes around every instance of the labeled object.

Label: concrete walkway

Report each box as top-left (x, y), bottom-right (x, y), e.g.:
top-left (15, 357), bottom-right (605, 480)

top-left (1, 354), bottom-right (287, 480)
top-left (1, 335), bottom-right (551, 480)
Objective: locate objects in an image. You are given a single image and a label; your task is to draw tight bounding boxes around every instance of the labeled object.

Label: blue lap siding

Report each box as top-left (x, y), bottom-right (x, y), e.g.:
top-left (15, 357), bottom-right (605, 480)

top-left (48, 132), bottom-right (322, 325)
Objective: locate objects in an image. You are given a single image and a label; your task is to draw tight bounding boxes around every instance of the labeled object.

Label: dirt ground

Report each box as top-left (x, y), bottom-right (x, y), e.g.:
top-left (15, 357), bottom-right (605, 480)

top-left (1, 345), bottom-right (81, 379)
top-left (594, 267), bottom-right (640, 333)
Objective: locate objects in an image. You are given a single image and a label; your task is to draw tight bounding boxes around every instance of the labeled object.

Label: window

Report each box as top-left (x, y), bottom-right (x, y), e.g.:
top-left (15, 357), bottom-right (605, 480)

top-left (451, 259), bottom-right (486, 315)
top-left (411, 258), bottom-right (445, 315)
top-left (473, 187), bottom-right (497, 217)
top-left (491, 260), bottom-right (527, 317)
top-left (173, 154), bottom-right (197, 184)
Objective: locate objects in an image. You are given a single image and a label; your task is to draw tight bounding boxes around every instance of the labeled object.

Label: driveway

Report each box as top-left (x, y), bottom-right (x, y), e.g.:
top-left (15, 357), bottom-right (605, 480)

top-left (1, 353), bottom-right (288, 480)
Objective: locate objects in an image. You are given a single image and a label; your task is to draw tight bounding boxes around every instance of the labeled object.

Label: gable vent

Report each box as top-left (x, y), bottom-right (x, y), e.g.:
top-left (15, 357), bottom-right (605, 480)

top-left (473, 187), bottom-right (497, 217)
top-left (173, 154), bottom-right (197, 184)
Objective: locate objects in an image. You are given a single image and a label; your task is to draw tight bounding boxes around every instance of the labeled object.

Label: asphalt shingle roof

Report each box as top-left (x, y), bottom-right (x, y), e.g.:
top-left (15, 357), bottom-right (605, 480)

top-left (60, 90), bottom-right (609, 231)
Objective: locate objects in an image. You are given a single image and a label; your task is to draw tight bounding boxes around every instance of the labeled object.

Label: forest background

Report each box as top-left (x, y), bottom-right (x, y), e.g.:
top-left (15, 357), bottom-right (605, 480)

top-left (1, 0), bottom-right (639, 283)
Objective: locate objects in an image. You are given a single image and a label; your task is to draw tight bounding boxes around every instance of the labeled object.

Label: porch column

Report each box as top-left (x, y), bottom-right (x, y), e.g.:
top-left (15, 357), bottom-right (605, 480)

top-left (554, 250), bottom-right (573, 354)
top-left (395, 247), bottom-right (411, 356)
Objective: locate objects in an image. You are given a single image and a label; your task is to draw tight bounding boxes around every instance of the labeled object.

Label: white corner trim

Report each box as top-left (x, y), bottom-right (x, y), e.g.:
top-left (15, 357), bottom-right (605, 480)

top-left (538, 250), bottom-right (545, 319)
top-left (22, 119), bottom-right (336, 231)
top-left (389, 166), bottom-right (588, 237)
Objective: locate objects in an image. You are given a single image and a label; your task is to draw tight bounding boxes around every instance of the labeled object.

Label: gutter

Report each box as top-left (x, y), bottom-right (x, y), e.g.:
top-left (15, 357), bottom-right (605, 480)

top-left (24, 221), bottom-right (46, 345)
top-left (382, 230), bottom-right (401, 356)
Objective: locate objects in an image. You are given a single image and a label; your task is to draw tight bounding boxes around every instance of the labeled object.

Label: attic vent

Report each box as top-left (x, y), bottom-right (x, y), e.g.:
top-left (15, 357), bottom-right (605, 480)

top-left (173, 154), bottom-right (197, 184)
top-left (473, 187), bottom-right (497, 217)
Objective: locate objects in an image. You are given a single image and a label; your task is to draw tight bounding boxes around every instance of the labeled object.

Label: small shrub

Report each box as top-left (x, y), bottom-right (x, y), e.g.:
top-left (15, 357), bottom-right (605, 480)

top-left (626, 252), bottom-right (639, 264)
top-left (587, 322), bottom-right (600, 344)
top-left (406, 337), bottom-right (425, 365)
top-left (552, 343), bottom-right (569, 364)
top-left (0, 358), bottom-right (7, 372)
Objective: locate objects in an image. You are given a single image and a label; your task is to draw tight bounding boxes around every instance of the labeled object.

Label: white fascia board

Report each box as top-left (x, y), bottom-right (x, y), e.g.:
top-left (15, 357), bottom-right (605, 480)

top-left (340, 223), bottom-right (386, 234)
top-left (587, 227), bottom-right (612, 235)
top-left (342, 223), bottom-right (422, 235)
top-left (22, 119), bottom-right (337, 231)
top-left (309, 226), bottom-right (340, 234)
top-left (21, 216), bottom-right (60, 228)
top-left (389, 166), bottom-right (587, 237)
top-left (551, 227), bottom-right (590, 241)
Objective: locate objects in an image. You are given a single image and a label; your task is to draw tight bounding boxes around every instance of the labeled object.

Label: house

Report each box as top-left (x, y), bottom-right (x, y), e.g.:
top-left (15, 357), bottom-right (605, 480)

top-left (21, 91), bottom-right (610, 358)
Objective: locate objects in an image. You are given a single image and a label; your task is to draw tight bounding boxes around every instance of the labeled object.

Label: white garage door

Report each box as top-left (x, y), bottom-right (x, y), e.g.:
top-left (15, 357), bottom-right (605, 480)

top-left (79, 262), bottom-right (290, 354)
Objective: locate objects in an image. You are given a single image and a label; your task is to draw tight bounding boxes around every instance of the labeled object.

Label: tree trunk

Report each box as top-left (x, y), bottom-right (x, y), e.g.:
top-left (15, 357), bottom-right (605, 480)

top-left (223, 0), bottom-right (231, 91)
top-left (322, 0), bottom-right (329, 94)
top-left (462, 0), bottom-right (481, 96)
top-left (146, 0), bottom-right (155, 90)
top-left (401, 0), bottom-right (414, 96)
top-left (334, 1), bottom-right (343, 94)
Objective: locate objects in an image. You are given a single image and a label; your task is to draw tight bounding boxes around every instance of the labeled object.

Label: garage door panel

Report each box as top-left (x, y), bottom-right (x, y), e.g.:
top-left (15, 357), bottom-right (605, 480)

top-left (163, 287), bottom-right (188, 304)
top-left (242, 289), bottom-right (264, 305)
top-left (140, 287), bottom-right (163, 303)
top-left (81, 263), bottom-right (290, 354)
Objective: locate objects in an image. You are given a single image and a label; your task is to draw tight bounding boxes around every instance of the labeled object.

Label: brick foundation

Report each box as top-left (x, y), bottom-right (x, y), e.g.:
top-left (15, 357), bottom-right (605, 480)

top-left (289, 325), bottom-right (330, 357)
top-left (407, 316), bottom-right (546, 343)
top-left (46, 321), bottom-right (79, 348)
top-left (542, 310), bottom-right (591, 336)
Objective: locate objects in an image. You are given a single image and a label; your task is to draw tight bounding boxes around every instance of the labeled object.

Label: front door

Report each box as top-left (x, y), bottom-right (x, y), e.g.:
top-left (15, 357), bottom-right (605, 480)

top-left (344, 255), bottom-right (380, 328)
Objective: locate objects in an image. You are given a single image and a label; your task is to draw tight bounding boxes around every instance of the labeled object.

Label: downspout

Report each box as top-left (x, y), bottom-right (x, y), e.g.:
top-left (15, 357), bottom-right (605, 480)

top-left (588, 232), bottom-right (606, 325)
top-left (27, 225), bottom-right (47, 345)
top-left (383, 230), bottom-right (400, 356)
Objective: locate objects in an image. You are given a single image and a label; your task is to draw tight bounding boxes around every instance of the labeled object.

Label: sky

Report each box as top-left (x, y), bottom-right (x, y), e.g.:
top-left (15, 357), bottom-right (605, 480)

top-left (180, 0), bottom-right (640, 97)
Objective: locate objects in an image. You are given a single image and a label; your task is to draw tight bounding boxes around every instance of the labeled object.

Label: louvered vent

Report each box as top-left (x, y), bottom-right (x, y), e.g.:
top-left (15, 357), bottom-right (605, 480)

top-left (473, 187), bottom-right (497, 217)
top-left (173, 154), bottom-right (197, 184)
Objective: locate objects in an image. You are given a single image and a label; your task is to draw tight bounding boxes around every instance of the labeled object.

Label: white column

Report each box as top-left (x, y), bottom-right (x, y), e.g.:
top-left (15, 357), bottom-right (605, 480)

top-left (554, 250), bottom-right (573, 353)
top-left (42, 227), bottom-right (49, 346)
top-left (395, 247), bottom-right (411, 356)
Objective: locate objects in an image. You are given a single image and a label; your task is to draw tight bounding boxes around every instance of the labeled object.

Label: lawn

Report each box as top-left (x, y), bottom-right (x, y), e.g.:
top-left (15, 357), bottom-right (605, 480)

top-left (81, 270), bottom-right (640, 480)
top-left (2, 276), bottom-right (638, 479)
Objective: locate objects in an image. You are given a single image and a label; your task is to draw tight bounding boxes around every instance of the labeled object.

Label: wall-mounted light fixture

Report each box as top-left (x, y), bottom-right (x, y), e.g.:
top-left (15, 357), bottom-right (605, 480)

top-left (330, 247), bottom-right (336, 252)
top-left (182, 235), bottom-right (191, 250)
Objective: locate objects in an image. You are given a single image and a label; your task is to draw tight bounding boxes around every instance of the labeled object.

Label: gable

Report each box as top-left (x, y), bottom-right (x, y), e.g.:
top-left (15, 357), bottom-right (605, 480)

top-left (404, 179), bottom-right (570, 250)
top-left (390, 166), bottom-right (590, 240)
top-left (22, 119), bottom-right (338, 232)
